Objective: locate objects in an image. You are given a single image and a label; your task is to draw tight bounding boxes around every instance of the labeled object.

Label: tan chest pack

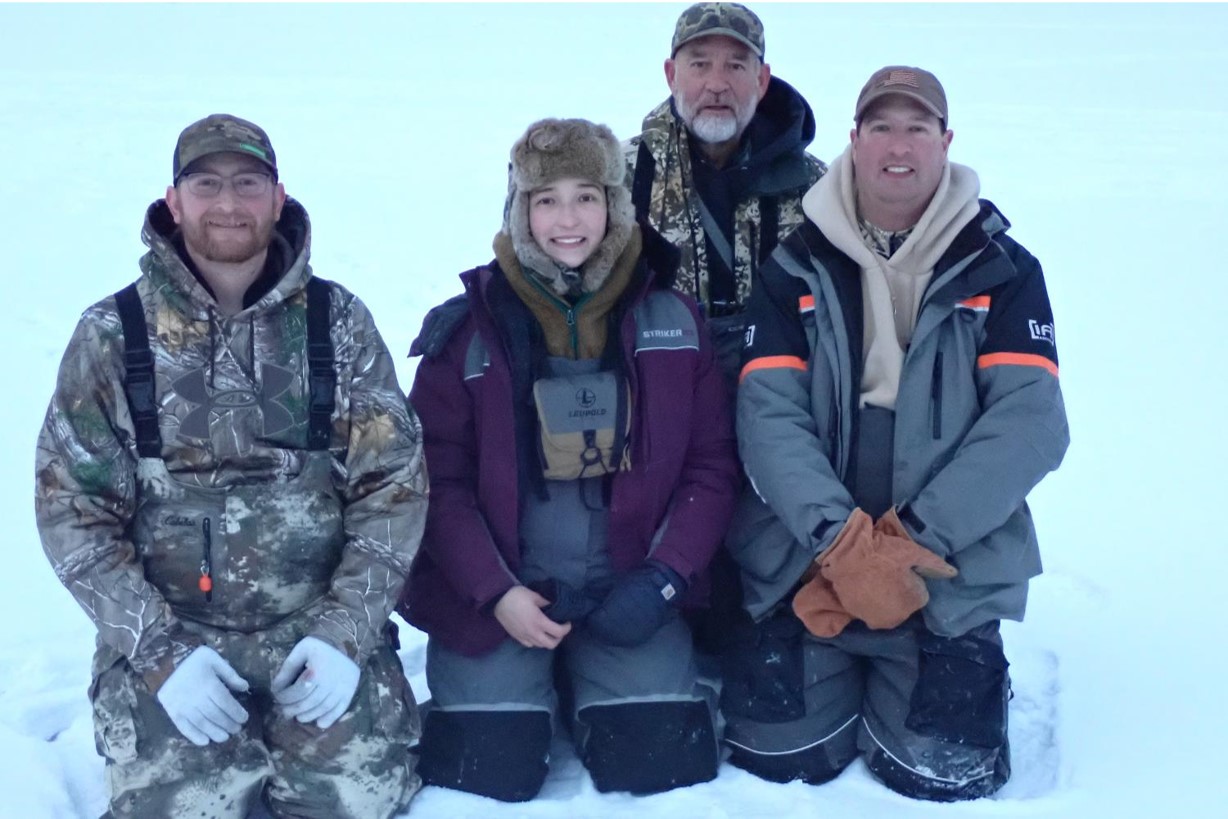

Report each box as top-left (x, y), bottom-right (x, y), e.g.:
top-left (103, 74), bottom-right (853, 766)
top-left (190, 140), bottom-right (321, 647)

top-left (533, 369), bottom-right (630, 480)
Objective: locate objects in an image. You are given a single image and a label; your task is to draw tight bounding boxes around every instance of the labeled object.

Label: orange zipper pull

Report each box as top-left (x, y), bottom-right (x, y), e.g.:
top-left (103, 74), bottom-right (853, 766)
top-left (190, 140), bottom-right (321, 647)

top-left (200, 517), bottom-right (214, 602)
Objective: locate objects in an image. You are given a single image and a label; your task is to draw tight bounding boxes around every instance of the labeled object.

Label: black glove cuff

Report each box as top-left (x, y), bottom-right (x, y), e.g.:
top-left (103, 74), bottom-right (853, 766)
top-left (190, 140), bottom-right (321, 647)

top-left (645, 559), bottom-right (688, 601)
top-left (897, 504), bottom-right (927, 534)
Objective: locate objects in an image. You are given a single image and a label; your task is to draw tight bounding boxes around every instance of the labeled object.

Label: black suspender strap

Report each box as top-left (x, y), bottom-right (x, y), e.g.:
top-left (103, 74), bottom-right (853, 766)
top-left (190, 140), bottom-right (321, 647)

top-left (114, 283), bottom-right (162, 458)
top-left (631, 140), bottom-right (655, 222)
top-left (114, 279), bottom-right (336, 455)
top-left (305, 277), bottom-right (336, 451)
top-left (609, 373), bottom-right (631, 473)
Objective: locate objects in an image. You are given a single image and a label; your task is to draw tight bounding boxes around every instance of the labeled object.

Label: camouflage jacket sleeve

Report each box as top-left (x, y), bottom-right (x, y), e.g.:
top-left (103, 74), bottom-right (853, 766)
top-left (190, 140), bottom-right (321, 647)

top-left (305, 287), bottom-right (428, 664)
top-left (34, 302), bottom-right (202, 691)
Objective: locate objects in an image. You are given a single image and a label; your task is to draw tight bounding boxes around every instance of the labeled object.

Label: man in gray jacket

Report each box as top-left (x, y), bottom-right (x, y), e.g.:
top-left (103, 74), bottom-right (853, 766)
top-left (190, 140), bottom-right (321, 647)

top-left (723, 66), bottom-right (1069, 800)
top-left (35, 114), bottom-right (427, 818)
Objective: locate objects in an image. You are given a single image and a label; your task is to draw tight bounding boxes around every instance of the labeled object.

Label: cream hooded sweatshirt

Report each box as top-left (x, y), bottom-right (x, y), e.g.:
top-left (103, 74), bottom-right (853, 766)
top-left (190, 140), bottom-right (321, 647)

top-left (801, 145), bottom-right (981, 410)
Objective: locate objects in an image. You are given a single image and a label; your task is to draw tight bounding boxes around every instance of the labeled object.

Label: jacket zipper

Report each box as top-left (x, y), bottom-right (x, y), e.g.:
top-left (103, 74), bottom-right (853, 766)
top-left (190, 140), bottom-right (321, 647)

top-left (930, 352), bottom-right (944, 439)
top-left (565, 305), bottom-right (579, 356)
top-left (524, 274), bottom-right (592, 358)
top-left (199, 517), bottom-right (213, 602)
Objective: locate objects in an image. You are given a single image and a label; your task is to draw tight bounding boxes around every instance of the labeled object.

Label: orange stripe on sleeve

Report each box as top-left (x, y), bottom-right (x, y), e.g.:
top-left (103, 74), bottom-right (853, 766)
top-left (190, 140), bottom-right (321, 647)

top-left (740, 355), bottom-right (807, 384)
top-left (798, 295), bottom-right (815, 312)
top-left (977, 353), bottom-right (1058, 377)
top-left (958, 295), bottom-right (992, 311)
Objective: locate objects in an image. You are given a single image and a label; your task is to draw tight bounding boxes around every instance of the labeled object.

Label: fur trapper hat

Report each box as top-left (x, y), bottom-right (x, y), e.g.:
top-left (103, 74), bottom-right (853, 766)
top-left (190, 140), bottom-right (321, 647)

top-left (504, 118), bottom-right (636, 298)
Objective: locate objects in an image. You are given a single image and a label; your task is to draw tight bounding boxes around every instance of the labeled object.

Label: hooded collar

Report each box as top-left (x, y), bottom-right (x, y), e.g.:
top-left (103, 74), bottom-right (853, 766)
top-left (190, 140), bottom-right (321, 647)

top-left (139, 196), bottom-right (313, 318)
top-left (643, 75), bottom-right (817, 193)
top-left (492, 226), bottom-right (643, 360)
top-left (801, 145), bottom-right (982, 276)
top-left (739, 76), bottom-right (818, 175)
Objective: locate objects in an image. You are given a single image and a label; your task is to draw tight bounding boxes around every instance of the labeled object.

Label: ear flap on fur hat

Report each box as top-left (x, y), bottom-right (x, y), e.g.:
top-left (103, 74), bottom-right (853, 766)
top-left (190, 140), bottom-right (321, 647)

top-left (504, 118), bottom-right (636, 297)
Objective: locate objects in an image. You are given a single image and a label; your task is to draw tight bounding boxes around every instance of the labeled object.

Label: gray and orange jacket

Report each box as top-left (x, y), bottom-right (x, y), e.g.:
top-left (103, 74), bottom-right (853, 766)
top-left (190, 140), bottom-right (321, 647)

top-left (731, 201), bottom-right (1069, 635)
top-left (35, 197), bottom-right (427, 687)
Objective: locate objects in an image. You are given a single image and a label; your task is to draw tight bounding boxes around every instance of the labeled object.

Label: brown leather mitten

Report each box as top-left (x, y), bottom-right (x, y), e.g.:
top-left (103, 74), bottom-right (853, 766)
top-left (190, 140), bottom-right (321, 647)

top-left (791, 511), bottom-right (872, 638)
top-left (793, 573), bottom-right (853, 638)
top-left (875, 507), bottom-right (917, 541)
top-left (818, 508), bottom-right (958, 631)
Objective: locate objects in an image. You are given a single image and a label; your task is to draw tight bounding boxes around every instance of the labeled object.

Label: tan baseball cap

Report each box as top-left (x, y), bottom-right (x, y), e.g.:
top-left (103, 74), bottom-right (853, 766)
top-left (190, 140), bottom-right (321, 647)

top-left (854, 66), bottom-right (948, 125)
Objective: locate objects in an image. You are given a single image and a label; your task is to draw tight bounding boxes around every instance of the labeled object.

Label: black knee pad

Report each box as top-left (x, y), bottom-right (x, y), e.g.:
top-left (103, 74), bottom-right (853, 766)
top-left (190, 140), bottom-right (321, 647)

top-left (906, 630), bottom-right (1010, 750)
top-left (866, 741), bottom-right (1009, 802)
top-left (720, 610), bottom-right (808, 723)
top-left (579, 700), bottom-right (717, 794)
top-left (417, 709), bottom-right (551, 802)
top-left (726, 740), bottom-right (852, 786)
top-left (867, 627), bottom-right (1011, 801)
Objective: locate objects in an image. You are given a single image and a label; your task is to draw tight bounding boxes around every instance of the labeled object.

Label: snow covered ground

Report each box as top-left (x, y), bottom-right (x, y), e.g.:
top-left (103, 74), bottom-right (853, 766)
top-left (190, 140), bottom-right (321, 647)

top-left (2, 3), bottom-right (1226, 817)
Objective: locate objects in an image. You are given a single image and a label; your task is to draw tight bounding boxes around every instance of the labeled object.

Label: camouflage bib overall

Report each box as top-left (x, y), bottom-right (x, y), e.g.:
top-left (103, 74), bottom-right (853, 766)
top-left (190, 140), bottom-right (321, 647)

top-left (89, 278), bottom-right (419, 819)
top-left (131, 453), bottom-right (342, 638)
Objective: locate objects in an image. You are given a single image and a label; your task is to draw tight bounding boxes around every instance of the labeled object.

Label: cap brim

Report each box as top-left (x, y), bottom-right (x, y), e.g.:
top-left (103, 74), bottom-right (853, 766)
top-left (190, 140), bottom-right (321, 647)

top-left (856, 89), bottom-right (944, 122)
top-left (175, 140), bottom-right (277, 182)
top-left (673, 28), bottom-right (763, 58)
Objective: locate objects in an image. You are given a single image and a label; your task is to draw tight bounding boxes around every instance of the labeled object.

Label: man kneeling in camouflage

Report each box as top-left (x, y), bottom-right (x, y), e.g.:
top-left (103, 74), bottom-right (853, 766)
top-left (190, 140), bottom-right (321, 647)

top-left (35, 114), bottom-right (428, 818)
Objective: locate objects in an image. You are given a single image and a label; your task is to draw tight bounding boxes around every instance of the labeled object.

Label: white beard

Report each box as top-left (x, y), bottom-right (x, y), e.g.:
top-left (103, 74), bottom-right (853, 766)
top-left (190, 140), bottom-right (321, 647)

top-left (688, 111), bottom-right (740, 144)
top-left (676, 91), bottom-right (759, 147)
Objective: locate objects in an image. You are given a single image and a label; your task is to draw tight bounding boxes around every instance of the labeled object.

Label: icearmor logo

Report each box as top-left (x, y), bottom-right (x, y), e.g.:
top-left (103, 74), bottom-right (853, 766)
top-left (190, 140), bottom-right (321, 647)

top-left (744, 324), bottom-right (756, 348)
top-left (1028, 320), bottom-right (1055, 345)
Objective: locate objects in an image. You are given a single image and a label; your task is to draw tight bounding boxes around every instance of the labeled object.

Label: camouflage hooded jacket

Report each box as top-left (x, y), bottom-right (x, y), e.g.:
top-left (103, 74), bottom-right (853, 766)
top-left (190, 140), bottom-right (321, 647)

top-left (35, 197), bottom-right (427, 687)
top-left (624, 76), bottom-right (827, 312)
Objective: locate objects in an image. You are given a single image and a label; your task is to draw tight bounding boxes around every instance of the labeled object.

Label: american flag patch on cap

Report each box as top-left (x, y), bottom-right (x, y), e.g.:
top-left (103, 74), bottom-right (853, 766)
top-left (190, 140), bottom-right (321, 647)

top-left (883, 70), bottom-right (920, 88)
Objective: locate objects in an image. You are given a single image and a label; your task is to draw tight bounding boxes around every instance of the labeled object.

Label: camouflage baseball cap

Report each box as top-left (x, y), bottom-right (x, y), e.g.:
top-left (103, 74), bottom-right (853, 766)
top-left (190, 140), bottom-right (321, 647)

top-left (854, 66), bottom-right (948, 126)
top-left (671, 2), bottom-right (765, 59)
top-left (172, 113), bottom-right (278, 183)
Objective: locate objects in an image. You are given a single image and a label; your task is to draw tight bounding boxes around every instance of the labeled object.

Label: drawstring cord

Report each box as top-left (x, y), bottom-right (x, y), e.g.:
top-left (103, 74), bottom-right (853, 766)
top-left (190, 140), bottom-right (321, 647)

top-left (207, 310), bottom-right (217, 388)
top-left (249, 314), bottom-right (257, 384)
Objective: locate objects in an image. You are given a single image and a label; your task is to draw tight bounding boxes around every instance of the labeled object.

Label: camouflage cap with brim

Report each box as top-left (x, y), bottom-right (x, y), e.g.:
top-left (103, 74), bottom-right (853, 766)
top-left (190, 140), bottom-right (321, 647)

top-left (173, 114), bottom-right (278, 183)
top-left (671, 2), bottom-right (765, 59)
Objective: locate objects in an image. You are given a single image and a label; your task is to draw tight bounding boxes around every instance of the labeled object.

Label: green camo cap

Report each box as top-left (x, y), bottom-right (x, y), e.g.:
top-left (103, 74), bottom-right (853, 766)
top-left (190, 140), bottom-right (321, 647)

top-left (671, 2), bottom-right (765, 59)
top-left (172, 114), bottom-right (278, 183)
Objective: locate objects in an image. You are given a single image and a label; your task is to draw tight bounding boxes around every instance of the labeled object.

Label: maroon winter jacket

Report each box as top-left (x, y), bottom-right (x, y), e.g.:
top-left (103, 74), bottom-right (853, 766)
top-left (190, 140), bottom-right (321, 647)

top-left (399, 239), bottom-right (739, 656)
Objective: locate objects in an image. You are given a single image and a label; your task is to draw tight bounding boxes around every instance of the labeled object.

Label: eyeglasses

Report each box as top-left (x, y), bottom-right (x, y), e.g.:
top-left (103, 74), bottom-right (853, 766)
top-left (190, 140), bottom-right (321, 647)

top-left (179, 172), bottom-right (273, 198)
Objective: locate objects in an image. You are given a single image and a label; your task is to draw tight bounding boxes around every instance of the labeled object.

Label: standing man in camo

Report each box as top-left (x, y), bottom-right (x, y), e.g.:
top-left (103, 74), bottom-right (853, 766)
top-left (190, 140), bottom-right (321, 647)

top-left (34, 114), bottom-right (427, 819)
top-left (626, 1), bottom-right (826, 387)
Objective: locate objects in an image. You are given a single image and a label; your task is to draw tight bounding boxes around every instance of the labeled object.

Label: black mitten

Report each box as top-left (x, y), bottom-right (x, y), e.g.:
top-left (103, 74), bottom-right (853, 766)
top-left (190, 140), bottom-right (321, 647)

top-left (528, 579), bottom-right (603, 625)
top-left (585, 561), bottom-right (688, 648)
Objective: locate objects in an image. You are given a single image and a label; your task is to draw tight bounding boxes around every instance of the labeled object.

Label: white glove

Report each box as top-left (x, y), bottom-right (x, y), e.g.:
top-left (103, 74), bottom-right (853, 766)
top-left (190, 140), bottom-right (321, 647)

top-left (270, 636), bottom-right (361, 729)
top-left (156, 645), bottom-right (250, 746)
